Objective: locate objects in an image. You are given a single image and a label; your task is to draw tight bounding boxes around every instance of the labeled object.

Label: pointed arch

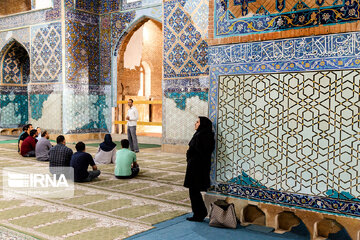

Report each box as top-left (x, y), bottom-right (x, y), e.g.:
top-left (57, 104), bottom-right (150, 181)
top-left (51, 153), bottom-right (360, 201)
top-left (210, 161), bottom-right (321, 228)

top-left (0, 38), bottom-right (29, 59)
top-left (0, 38), bottom-right (29, 128)
top-left (0, 38), bottom-right (30, 85)
top-left (113, 16), bottom-right (162, 56)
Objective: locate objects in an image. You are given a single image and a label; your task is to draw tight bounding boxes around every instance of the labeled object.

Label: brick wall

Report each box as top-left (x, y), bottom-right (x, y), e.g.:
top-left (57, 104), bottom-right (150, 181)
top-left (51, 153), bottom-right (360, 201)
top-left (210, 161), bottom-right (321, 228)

top-left (0, 0), bottom-right (31, 16)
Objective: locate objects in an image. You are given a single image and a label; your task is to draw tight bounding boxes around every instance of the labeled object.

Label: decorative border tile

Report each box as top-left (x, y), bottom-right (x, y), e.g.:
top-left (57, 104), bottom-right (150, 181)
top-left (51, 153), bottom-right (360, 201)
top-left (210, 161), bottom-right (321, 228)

top-left (214, 0), bottom-right (360, 38)
top-left (212, 183), bottom-right (360, 217)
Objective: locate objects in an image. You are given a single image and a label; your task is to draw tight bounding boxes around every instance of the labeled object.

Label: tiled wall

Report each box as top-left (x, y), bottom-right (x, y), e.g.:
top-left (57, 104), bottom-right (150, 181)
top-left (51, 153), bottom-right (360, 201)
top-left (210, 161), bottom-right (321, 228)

top-left (31, 23), bottom-right (62, 83)
top-left (163, 0), bottom-right (210, 145)
top-left (0, 0), bottom-right (61, 130)
top-left (209, 29), bottom-right (360, 216)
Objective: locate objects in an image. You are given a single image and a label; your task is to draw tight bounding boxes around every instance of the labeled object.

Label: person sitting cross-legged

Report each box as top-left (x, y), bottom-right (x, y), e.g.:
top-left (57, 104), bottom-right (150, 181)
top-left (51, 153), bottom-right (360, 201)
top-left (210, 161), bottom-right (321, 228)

top-left (70, 142), bottom-right (101, 182)
top-left (114, 139), bottom-right (139, 179)
top-left (20, 129), bottom-right (37, 157)
top-left (35, 130), bottom-right (52, 161)
top-left (49, 135), bottom-right (73, 177)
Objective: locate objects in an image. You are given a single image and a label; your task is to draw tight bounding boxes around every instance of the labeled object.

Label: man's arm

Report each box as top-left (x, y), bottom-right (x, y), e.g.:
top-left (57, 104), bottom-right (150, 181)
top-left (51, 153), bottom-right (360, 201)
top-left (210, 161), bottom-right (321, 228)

top-left (132, 153), bottom-right (138, 167)
top-left (133, 108), bottom-right (139, 121)
top-left (88, 153), bottom-right (97, 170)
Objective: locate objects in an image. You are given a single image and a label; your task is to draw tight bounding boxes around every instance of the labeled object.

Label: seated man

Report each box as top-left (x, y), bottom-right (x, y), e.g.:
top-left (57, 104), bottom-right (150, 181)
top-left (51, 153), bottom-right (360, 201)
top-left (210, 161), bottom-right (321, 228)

top-left (49, 135), bottom-right (73, 177)
top-left (20, 129), bottom-right (37, 157)
top-left (18, 124), bottom-right (32, 153)
top-left (35, 130), bottom-right (52, 161)
top-left (70, 142), bottom-right (101, 182)
top-left (114, 139), bottom-right (139, 179)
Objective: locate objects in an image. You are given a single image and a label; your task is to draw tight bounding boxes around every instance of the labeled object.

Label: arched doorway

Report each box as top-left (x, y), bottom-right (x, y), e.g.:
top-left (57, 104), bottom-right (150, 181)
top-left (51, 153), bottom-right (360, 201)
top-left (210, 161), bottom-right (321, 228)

top-left (116, 18), bottom-right (162, 136)
top-left (0, 40), bottom-right (30, 128)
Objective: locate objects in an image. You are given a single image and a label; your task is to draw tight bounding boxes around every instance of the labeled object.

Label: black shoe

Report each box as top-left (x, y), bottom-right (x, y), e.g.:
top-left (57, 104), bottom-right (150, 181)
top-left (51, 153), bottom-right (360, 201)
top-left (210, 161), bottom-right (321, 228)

top-left (186, 217), bottom-right (204, 222)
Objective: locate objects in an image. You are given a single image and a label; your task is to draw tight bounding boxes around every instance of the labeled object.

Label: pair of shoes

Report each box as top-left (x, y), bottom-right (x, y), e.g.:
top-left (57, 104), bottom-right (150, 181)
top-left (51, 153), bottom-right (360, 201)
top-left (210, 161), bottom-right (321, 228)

top-left (186, 217), bottom-right (204, 222)
top-left (135, 150), bottom-right (139, 153)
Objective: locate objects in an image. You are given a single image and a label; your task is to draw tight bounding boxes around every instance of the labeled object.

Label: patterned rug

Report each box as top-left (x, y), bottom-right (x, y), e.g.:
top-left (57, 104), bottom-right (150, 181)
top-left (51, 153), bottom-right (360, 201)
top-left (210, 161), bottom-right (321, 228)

top-left (0, 141), bottom-right (190, 239)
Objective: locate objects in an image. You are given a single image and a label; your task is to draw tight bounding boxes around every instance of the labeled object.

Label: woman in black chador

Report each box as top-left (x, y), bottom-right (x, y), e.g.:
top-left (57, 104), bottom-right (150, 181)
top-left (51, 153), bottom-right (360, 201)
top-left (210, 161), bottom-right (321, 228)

top-left (184, 116), bottom-right (215, 222)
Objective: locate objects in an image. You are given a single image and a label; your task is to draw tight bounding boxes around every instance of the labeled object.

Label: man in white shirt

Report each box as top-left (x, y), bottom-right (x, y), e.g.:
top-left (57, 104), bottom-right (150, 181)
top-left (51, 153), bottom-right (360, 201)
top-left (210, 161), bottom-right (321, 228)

top-left (126, 99), bottom-right (139, 153)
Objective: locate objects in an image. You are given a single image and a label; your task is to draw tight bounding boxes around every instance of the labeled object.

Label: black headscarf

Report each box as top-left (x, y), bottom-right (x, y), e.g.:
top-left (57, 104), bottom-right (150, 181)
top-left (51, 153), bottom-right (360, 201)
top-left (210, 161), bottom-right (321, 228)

top-left (99, 134), bottom-right (116, 152)
top-left (197, 116), bottom-right (213, 133)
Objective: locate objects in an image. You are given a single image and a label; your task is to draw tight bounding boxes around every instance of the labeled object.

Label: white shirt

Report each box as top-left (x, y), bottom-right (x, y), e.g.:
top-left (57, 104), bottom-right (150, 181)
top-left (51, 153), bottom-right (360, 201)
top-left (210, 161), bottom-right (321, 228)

top-left (127, 106), bottom-right (139, 126)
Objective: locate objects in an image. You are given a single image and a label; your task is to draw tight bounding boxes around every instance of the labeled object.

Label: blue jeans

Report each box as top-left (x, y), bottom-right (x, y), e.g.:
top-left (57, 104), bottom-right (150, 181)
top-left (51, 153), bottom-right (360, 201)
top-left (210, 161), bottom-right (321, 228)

top-left (128, 126), bottom-right (139, 152)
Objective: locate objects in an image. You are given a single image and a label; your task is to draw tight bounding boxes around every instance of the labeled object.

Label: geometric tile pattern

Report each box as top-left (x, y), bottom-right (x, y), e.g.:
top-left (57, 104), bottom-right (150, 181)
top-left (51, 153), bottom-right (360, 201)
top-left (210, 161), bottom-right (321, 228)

top-left (164, 0), bottom-right (209, 78)
top-left (209, 32), bottom-right (360, 143)
top-left (66, 20), bottom-right (100, 84)
top-left (216, 71), bottom-right (360, 199)
top-left (208, 31), bottom-right (360, 215)
top-left (31, 23), bottom-right (62, 83)
top-left (2, 41), bottom-right (29, 85)
top-left (214, 0), bottom-right (360, 38)
top-left (163, 94), bottom-right (209, 145)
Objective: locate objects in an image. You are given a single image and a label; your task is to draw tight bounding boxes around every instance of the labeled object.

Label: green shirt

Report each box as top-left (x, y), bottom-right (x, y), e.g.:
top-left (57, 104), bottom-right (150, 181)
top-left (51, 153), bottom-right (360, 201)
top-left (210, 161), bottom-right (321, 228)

top-left (114, 148), bottom-right (136, 176)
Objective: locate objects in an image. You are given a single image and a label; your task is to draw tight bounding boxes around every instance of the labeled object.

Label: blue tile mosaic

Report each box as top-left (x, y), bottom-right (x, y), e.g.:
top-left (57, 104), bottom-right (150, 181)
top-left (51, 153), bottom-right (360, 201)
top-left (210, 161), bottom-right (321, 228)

top-left (75, 0), bottom-right (100, 14)
top-left (111, 11), bottom-right (136, 50)
top-left (163, 77), bottom-right (209, 110)
top-left (63, 84), bottom-right (112, 134)
top-left (66, 19), bottom-right (100, 84)
top-left (31, 23), bottom-right (62, 83)
top-left (211, 183), bottom-right (360, 217)
top-left (2, 41), bottom-right (29, 85)
top-left (100, 15), bottom-right (112, 85)
top-left (164, 91), bottom-right (208, 110)
top-left (214, 0), bottom-right (360, 38)
top-left (30, 94), bottom-right (50, 120)
top-left (164, 0), bottom-right (209, 78)
top-left (0, 86), bottom-right (28, 128)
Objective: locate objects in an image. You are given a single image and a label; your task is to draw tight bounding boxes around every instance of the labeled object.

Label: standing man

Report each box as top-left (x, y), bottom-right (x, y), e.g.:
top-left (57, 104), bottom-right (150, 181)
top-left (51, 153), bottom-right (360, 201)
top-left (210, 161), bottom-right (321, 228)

top-left (126, 99), bottom-right (139, 153)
